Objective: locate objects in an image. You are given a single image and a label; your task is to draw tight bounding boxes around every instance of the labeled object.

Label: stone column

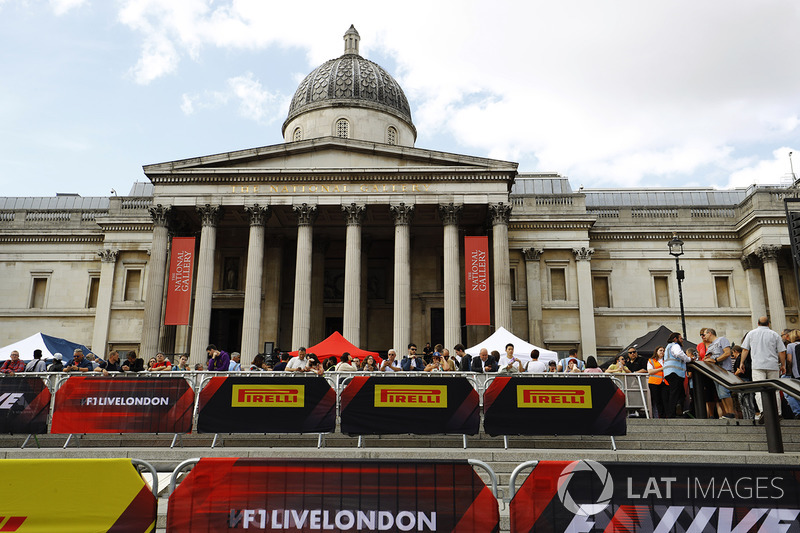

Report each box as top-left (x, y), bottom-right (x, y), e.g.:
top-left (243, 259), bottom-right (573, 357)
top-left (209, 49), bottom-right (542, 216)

top-left (489, 203), bottom-right (512, 330)
top-left (141, 205), bottom-right (171, 358)
top-left (189, 204), bottom-right (221, 364)
top-left (261, 236), bottom-right (284, 346)
top-left (758, 245), bottom-right (786, 333)
top-left (91, 249), bottom-right (118, 355)
top-left (522, 248), bottom-right (544, 345)
top-left (742, 254), bottom-right (767, 329)
top-left (291, 203), bottom-right (317, 349)
top-left (241, 205), bottom-right (271, 362)
top-left (342, 203), bottom-right (366, 345)
top-left (573, 247), bottom-right (597, 356)
top-left (439, 203), bottom-right (462, 350)
top-left (391, 203), bottom-right (414, 353)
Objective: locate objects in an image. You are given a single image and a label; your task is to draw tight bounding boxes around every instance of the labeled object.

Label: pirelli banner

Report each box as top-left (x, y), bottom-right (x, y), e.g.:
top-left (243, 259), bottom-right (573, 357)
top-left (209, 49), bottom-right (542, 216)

top-left (0, 458), bottom-right (156, 532)
top-left (168, 458), bottom-right (499, 532)
top-left (50, 376), bottom-right (194, 434)
top-left (339, 376), bottom-right (479, 435)
top-left (0, 376), bottom-right (51, 434)
top-left (483, 376), bottom-right (626, 437)
top-left (196, 376), bottom-right (336, 433)
top-left (511, 460), bottom-right (800, 532)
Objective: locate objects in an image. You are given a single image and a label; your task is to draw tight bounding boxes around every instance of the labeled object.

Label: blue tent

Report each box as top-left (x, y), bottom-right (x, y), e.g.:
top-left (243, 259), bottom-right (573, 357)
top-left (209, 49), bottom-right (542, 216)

top-left (0, 332), bottom-right (94, 362)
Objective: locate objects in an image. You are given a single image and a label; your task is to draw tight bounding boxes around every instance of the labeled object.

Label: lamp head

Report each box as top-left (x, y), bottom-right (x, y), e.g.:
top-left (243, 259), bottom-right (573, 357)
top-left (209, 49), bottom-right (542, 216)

top-left (668, 235), bottom-right (684, 257)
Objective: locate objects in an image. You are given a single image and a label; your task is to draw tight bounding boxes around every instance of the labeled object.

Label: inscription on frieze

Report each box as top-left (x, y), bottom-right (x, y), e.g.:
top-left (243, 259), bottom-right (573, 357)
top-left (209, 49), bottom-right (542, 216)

top-left (228, 183), bottom-right (433, 194)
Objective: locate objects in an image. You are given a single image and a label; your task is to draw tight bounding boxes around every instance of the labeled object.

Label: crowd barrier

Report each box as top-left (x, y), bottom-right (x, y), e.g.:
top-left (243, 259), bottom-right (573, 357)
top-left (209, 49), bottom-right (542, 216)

top-left (0, 458), bottom-right (158, 532)
top-left (0, 372), bottom-right (647, 446)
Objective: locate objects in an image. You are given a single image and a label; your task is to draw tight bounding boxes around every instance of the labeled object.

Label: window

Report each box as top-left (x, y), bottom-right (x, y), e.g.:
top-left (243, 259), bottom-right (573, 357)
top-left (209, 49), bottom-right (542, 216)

top-left (30, 278), bottom-right (48, 308)
top-left (336, 118), bottom-right (349, 139)
top-left (550, 268), bottom-right (567, 301)
top-left (593, 275), bottom-right (610, 307)
top-left (714, 276), bottom-right (731, 307)
top-left (510, 268), bottom-right (517, 301)
top-left (87, 276), bottom-right (100, 308)
top-left (293, 127), bottom-right (302, 141)
top-left (654, 276), bottom-right (670, 308)
top-left (387, 126), bottom-right (397, 145)
top-left (124, 269), bottom-right (142, 301)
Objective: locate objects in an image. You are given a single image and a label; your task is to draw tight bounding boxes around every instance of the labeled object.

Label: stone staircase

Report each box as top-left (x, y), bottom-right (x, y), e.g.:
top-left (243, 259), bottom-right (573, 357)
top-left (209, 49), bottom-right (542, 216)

top-left (3, 418), bottom-right (799, 532)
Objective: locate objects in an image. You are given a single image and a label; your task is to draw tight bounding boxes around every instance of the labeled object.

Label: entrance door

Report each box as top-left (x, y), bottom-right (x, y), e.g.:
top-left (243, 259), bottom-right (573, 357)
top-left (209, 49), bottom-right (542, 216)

top-left (210, 309), bottom-right (243, 353)
top-left (325, 317), bottom-right (343, 339)
top-left (430, 308), bottom-right (468, 348)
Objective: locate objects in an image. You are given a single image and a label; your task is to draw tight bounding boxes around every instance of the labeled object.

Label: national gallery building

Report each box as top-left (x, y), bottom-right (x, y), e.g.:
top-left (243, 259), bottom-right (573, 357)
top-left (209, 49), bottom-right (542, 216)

top-left (0, 27), bottom-right (794, 365)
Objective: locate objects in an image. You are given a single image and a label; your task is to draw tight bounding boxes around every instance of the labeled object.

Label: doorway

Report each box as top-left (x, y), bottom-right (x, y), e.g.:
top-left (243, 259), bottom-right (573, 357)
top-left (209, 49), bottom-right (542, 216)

top-left (210, 308), bottom-right (243, 353)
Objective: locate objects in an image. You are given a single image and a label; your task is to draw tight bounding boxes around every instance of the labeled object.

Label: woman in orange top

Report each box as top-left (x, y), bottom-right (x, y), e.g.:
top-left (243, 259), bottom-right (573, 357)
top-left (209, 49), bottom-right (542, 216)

top-left (647, 346), bottom-right (668, 418)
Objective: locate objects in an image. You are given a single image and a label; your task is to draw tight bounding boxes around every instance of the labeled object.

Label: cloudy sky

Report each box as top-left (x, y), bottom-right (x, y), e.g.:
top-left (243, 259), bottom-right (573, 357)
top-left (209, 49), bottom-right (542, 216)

top-left (1, 0), bottom-right (799, 198)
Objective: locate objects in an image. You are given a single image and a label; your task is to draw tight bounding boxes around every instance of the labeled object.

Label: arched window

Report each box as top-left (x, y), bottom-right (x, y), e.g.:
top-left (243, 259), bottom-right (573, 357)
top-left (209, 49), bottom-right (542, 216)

top-left (293, 127), bottom-right (302, 141)
top-left (387, 126), bottom-right (397, 145)
top-left (336, 118), bottom-right (350, 139)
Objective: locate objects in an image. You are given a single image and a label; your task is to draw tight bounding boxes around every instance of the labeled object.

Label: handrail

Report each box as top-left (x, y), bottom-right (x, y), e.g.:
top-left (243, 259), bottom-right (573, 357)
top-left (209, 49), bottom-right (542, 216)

top-left (507, 460), bottom-right (539, 502)
top-left (467, 459), bottom-right (499, 499)
top-left (168, 457), bottom-right (201, 496)
top-left (131, 458), bottom-right (159, 496)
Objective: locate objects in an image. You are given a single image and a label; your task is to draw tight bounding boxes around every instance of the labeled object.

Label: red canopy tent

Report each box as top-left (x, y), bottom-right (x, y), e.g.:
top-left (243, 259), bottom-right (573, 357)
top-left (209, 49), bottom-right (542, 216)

top-left (288, 331), bottom-right (382, 363)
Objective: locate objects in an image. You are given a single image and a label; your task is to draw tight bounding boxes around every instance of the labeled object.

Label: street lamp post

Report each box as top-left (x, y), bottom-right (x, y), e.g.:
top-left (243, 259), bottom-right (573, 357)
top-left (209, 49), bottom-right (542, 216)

top-left (668, 236), bottom-right (687, 340)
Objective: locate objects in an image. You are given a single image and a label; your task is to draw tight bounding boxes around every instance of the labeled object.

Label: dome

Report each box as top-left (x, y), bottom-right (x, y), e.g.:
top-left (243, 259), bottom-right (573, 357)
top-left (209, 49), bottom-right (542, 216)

top-left (282, 26), bottom-right (415, 139)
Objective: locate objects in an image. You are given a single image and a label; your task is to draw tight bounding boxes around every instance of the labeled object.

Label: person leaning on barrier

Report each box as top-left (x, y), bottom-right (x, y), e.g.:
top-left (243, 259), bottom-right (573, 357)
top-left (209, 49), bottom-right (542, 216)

top-left (228, 352), bottom-right (242, 371)
top-left (625, 348), bottom-right (648, 373)
top-left (149, 352), bottom-right (172, 371)
top-left (455, 344), bottom-right (471, 371)
top-left (441, 349), bottom-right (457, 371)
top-left (401, 343), bottom-right (425, 371)
top-left (470, 348), bottom-right (498, 373)
top-left (380, 350), bottom-right (401, 372)
top-left (64, 349), bottom-right (93, 373)
top-left (424, 353), bottom-right (444, 372)
top-left (121, 351), bottom-right (144, 372)
top-left (499, 352), bottom-right (524, 374)
top-left (525, 350), bottom-right (547, 373)
top-left (605, 354), bottom-right (631, 374)
top-left (47, 353), bottom-right (64, 372)
top-left (206, 344), bottom-right (230, 371)
top-left (172, 354), bottom-right (191, 371)
top-left (557, 349), bottom-right (585, 372)
top-left (248, 354), bottom-right (269, 371)
top-left (335, 352), bottom-right (359, 372)
top-left (1, 350), bottom-right (25, 375)
top-left (24, 349), bottom-right (47, 373)
top-left (286, 347), bottom-right (312, 372)
top-left (584, 356), bottom-right (604, 374)
top-left (273, 353), bottom-right (290, 371)
top-left (95, 350), bottom-right (122, 375)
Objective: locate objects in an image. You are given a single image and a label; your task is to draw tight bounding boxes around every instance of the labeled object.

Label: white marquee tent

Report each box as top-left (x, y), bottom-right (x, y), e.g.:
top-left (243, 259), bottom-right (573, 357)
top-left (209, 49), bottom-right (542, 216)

top-left (465, 327), bottom-right (558, 367)
top-left (0, 332), bottom-right (93, 361)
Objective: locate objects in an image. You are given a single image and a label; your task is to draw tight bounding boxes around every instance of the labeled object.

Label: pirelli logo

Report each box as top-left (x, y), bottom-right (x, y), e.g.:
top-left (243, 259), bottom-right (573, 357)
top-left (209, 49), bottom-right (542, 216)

top-left (374, 385), bottom-right (447, 408)
top-left (516, 385), bottom-right (592, 408)
top-left (231, 385), bottom-right (304, 407)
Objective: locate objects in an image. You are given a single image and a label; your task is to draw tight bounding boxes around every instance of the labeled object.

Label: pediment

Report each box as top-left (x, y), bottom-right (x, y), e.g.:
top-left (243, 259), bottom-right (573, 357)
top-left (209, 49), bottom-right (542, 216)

top-left (143, 137), bottom-right (517, 177)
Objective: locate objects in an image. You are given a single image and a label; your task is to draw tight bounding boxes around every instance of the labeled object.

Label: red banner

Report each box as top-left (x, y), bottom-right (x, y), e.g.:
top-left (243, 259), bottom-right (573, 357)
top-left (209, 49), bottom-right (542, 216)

top-left (465, 236), bottom-right (490, 325)
top-left (0, 377), bottom-right (51, 434)
top-left (165, 236), bottom-right (195, 325)
top-left (50, 376), bottom-right (194, 434)
top-left (168, 458), bottom-right (499, 532)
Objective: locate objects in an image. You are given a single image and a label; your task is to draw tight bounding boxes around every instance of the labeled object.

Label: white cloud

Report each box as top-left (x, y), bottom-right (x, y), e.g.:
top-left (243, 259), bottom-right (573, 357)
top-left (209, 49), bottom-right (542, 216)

top-left (180, 73), bottom-right (287, 125)
top-left (727, 147), bottom-right (798, 188)
top-left (49, 0), bottom-right (87, 16)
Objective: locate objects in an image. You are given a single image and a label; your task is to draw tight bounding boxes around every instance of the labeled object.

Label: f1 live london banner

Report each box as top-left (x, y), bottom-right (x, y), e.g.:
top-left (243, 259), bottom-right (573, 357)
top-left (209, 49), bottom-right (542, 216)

top-left (0, 458), bottom-right (156, 532)
top-left (0, 377), bottom-right (51, 434)
top-left (51, 376), bottom-right (194, 434)
top-left (511, 460), bottom-right (800, 532)
top-left (196, 376), bottom-right (336, 433)
top-left (168, 458), bottom-right (499, 532)
top-left (165, 236), bottom-right (195, 325)
top-left (483, 376), bottom-right (626, 436)
top-left (339, 376), bottom-right (479, 435)
top-left (465, 236), bottom-right (490, 325)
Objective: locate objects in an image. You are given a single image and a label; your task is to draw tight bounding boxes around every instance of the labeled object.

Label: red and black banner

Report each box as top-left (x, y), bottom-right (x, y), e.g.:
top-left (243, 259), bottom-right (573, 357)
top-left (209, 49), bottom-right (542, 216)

top-left (50, 376), bottom-right (194, 434)
top-left (483, 376), bottom-right (626, 437)
top-left (339, 376), bottom-right (479, 435)
top-left (511, 460), bottom-right (800, 532)
top-left (0, 377), bottom-right (50, 434)
top-left (196, 376), bottom-right (336, 433)
top-left (168, 458), bottom-right (499, 532)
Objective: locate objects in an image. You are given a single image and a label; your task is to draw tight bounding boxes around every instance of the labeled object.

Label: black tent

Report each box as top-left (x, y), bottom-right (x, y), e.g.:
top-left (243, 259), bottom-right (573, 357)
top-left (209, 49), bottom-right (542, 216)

top-left (616, 325), bottom-right (697, 359)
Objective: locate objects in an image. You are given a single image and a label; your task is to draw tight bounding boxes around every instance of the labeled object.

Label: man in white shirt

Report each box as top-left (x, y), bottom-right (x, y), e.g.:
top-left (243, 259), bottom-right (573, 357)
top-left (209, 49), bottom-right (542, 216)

top-left (526, 349), bottom-right (547, 373)
top-left (286, 347), bottom-right (311, 372)
top-left (740, 316), bottom-right (787, 421)
top-left (380, 350), bottom-right (401, 372)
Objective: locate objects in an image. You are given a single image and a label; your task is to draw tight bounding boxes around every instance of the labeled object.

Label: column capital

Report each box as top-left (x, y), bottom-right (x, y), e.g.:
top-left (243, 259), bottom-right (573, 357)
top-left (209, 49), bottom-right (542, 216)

top-left (342, 203), bottom-right (366, 226)
top-left (741, 253), bottom-right (761, 270)
top-left (244, 204), bottom-right (271, 226)
top-left (488, 202), bottom-right (512, 225)
top-left (97, 249), bottom-right (119, 263)
top-left (390, 203), bottom-right (415, 226)
top-left (438, 203), bottom-right (463, 226)
top-left (148, 204), bottom-right (171, 227)
top-left (522, 247), bottom-right (544, 262)
top-left (756, 245), bottom-right (781, 263)
top-left (293, 203), bottom-right (318, 226)
top-left (573, 247), bottom-right (595, 261)
top-left (197, 204), bottom-right (222, 226)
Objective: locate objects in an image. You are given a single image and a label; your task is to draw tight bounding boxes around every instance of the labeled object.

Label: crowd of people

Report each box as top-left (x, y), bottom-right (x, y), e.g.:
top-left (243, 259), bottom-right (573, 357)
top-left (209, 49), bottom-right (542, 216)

top-left (2, 318), bottom-right (797, 423)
